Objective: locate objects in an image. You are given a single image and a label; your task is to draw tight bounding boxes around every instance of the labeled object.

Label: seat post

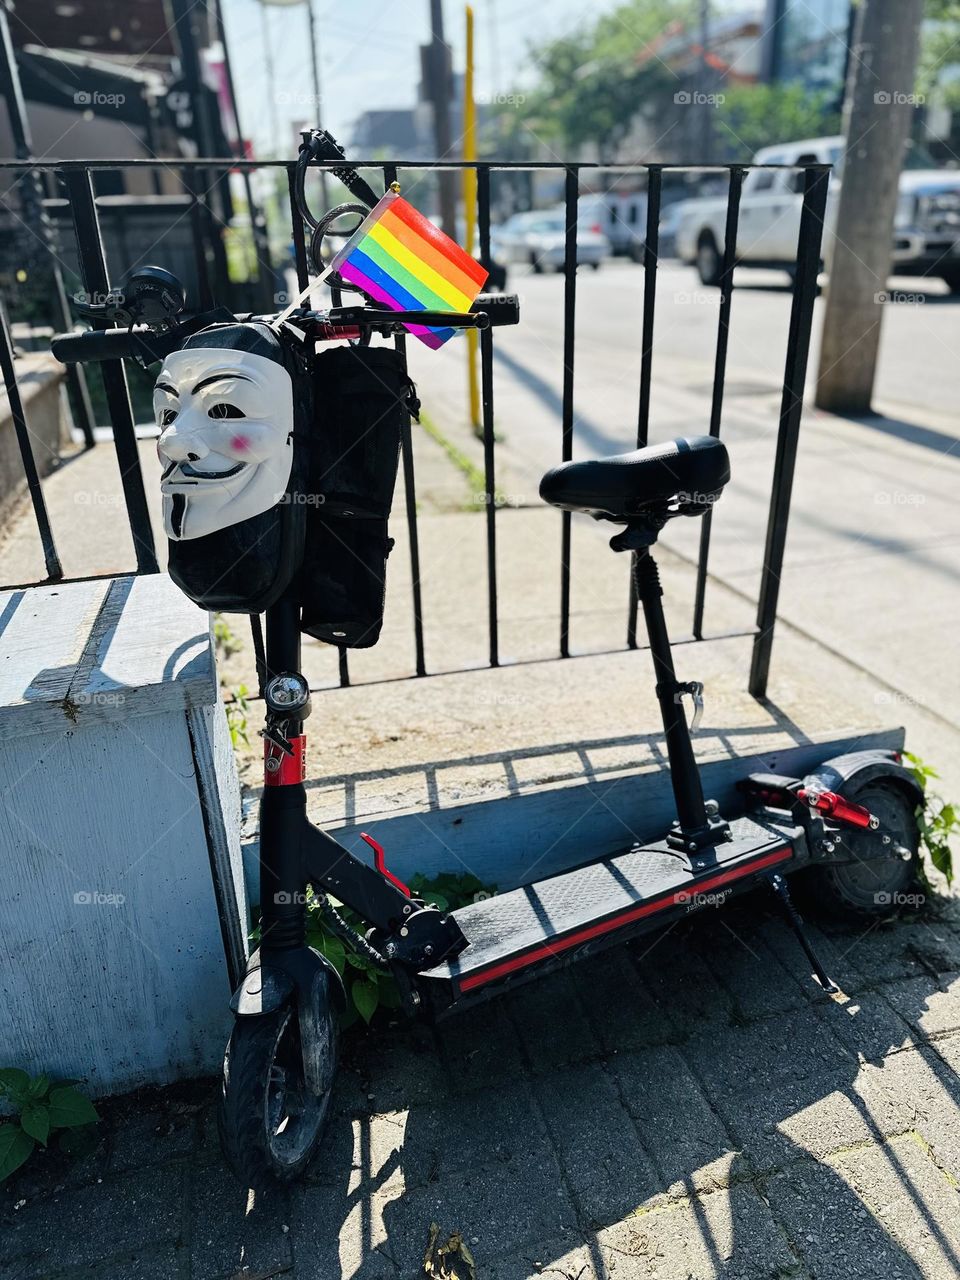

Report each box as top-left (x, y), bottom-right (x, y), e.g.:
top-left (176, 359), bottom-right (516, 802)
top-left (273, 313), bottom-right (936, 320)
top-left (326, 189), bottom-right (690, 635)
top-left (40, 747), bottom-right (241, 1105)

top-left (634, 548), bottom-right (726, 851)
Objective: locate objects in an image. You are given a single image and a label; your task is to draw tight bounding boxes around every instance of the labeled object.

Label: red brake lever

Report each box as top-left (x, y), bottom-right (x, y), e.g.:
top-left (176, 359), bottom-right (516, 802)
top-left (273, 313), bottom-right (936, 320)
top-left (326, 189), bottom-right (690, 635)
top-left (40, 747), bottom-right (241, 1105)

top-left (360, 832), bottom-right (411, 897)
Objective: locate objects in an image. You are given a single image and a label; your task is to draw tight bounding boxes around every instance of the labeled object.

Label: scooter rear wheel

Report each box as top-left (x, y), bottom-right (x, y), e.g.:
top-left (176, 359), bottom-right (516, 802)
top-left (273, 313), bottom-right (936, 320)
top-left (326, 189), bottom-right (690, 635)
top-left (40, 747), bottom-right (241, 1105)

top-left (218, 995), bottom-right (337, 1189)
top-left (808, 780), bottom-right (920, 919)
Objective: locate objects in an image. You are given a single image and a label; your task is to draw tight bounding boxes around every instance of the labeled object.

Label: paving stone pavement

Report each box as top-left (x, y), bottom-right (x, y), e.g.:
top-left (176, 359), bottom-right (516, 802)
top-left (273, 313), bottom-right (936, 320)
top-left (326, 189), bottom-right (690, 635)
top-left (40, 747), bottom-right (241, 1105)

top-left (2, 892), bottom-right (959, 1280)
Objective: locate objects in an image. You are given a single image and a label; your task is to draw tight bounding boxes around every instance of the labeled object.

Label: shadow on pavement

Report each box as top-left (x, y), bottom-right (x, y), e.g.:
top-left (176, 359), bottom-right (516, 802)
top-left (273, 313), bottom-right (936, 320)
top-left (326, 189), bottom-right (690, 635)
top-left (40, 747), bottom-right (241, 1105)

top-left (2, 881), bottom-right (958, 1278)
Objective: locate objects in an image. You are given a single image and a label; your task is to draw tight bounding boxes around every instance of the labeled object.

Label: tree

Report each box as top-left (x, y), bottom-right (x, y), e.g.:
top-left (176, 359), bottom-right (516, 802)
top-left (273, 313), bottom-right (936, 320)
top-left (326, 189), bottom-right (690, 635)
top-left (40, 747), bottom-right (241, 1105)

top-left (499, 0), bottom-right (695, 162)
top-left (714, 84), bottom-right (841, 160)
top-left (816, 0), bottom-right (926, 414)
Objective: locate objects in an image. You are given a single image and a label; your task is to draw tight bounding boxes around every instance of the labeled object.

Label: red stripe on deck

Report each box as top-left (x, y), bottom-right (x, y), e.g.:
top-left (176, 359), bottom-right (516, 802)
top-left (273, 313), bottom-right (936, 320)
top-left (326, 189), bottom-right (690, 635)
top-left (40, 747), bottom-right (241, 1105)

top-left (458, 846), bottom-right (793, 993)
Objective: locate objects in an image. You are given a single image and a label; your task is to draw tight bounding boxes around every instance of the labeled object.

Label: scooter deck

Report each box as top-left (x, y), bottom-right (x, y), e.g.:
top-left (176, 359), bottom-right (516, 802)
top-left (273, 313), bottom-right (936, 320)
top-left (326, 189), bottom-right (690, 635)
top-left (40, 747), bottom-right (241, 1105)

top-left (419, 813), bottom-right (799, 1010)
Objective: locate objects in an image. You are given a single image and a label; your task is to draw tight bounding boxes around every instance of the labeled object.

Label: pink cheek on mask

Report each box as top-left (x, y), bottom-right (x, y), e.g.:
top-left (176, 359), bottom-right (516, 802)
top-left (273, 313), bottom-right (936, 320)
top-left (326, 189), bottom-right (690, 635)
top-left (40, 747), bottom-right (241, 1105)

top-left (230, 434), bottom-right (252, 454)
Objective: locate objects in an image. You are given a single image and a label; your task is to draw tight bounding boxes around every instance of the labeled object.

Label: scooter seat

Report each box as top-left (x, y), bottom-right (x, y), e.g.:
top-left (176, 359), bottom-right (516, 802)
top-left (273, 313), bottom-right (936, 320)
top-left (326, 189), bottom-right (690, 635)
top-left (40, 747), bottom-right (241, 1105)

top-left (539, 436), bottom-right (729, 522)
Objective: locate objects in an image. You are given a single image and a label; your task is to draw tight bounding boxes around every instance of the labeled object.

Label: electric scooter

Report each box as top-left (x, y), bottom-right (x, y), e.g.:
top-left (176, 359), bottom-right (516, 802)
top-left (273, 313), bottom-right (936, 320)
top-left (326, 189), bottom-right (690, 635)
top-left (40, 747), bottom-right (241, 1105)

top-left (51, 137), bottom-right (924, 1193)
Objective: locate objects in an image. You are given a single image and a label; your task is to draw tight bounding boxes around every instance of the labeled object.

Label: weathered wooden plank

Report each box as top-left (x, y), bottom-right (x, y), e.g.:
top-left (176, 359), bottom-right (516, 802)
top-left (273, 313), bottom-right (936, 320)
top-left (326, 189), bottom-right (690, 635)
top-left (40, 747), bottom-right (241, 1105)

top-left (0, 575), bottom-right (216, 741)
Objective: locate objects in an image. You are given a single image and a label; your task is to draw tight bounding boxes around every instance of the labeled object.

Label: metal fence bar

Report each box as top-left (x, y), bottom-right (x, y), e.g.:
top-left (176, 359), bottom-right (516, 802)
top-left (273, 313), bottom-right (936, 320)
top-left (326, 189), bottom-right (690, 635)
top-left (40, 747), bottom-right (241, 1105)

top-left (477, 164), bottom-right (499, 667)
top-left (0, 294), bottom-right (62, 580)
top-left (183, 165), bottom-right (214, 311)
top-left (692, 165), bottom-right (744, 639)
top-left (61, 168), bottom-right (159, 575)
top-left (384, 164), bottom-right (426, 677)
top-left (749, 166), bottom-right (830, 699)
top-left (286, 164), bottom-right (310, 293)
top-left (559, 165), bottom-right (579, 659)
top-left (52, 269), bottom-right (97, 450)
top-left (627, 165), bottom-right (663, 650)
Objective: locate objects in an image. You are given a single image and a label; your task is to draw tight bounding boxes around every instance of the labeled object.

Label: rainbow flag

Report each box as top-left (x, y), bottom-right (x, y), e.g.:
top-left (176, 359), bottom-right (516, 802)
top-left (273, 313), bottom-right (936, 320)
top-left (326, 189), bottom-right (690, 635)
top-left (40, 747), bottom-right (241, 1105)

top-left (328, 190), bottom-right (488, 349)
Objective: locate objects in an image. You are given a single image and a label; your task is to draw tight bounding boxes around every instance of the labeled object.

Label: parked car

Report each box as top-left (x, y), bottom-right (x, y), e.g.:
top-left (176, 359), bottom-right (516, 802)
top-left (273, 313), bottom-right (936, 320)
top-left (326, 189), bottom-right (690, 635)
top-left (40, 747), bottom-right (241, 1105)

top-left (675, 135), bottom-right (960, 293)
top-left (491, 209), bottom-right (611, 272)
top-left (656, 200), bottom-right (691, 261)
top-left (578, 192), bottom-right (648, 257)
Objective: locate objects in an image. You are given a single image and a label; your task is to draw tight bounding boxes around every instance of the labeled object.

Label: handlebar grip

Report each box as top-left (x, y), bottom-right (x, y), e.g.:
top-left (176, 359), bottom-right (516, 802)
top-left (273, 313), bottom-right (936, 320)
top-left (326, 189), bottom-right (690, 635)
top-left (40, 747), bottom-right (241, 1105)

top-left (472, 293), bottom-right (520, 327)
top-left (51, 326), bottom-right (183, 365)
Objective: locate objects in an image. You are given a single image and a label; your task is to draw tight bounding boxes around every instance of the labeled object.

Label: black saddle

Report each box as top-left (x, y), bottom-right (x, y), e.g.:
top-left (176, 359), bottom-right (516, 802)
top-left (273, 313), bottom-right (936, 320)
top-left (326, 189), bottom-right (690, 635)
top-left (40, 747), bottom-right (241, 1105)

top-left (539, 436), bottom-right (730, 522)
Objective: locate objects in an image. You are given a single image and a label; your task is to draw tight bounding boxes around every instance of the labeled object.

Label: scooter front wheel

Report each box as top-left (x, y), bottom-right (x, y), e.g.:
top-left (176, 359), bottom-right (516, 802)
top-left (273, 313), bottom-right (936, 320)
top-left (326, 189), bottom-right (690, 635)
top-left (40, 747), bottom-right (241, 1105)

top-left (218, 996), bottom-right (337, 1189)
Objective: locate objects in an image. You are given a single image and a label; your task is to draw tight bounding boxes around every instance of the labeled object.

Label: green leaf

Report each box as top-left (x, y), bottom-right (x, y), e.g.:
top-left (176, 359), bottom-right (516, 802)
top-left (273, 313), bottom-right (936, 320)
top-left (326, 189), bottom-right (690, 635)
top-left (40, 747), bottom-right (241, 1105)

top-left (0, 1068), bottom-right (31, 1101)
top-left (351, 979), bottom-right (379, 1025)
top-left (316, 936), bottom-right (346, 976)
top-left (25, 1074), bottom-right (50, 1101)
top-left (47, 1086), bottom-right (98, 1129)
top-left (345, 950), bottom-right (375, 972)
top-left (421, 892), bottom-right (450, 911)
top-left (0, 1124), bottom-right (34, 1182)
top-left (931, 839), bottom-right (954, 886)
top-left (20, 1104), bottom-right (49, 1146)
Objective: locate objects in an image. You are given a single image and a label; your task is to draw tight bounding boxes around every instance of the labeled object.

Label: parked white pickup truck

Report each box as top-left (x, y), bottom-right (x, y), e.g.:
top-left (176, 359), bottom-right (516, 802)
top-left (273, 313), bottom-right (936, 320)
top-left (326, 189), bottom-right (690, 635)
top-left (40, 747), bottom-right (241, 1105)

top-left (675, 135), bottom-right (960, 293)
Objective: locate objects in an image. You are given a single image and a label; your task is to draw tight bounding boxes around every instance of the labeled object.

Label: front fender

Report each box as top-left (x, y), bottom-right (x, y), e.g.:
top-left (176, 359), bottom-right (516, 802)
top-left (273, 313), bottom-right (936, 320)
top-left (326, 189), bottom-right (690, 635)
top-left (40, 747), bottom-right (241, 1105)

top-left (230, 945), bottom-right (346, 1016)
top-left (803, 749), bottom-right (923, 808)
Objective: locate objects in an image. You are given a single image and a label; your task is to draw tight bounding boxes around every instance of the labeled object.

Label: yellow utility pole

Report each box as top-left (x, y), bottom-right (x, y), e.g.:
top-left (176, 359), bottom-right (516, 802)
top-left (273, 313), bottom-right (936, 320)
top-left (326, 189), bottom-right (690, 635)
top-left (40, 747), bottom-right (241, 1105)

top-left (463, 4), bottom-right (481, 434)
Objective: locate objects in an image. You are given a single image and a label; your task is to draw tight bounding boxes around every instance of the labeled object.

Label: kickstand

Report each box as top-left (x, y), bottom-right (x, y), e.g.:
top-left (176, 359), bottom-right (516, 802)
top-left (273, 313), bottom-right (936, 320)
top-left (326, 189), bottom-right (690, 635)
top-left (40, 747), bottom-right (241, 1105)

top-left (767, 873), bottom-right (839, 995)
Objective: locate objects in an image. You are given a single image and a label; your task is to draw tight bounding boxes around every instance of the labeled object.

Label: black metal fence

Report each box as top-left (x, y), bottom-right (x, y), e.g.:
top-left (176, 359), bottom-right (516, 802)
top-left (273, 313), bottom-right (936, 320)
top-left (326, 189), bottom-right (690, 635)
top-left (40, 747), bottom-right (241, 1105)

top-left (0, 156), bottom-right (830, 699)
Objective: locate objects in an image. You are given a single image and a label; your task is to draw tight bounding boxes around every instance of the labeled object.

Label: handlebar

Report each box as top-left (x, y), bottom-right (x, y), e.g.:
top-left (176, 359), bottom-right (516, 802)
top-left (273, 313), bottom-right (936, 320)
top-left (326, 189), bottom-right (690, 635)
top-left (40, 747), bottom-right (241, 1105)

top-left (51, 293), bottom-right (520, 365)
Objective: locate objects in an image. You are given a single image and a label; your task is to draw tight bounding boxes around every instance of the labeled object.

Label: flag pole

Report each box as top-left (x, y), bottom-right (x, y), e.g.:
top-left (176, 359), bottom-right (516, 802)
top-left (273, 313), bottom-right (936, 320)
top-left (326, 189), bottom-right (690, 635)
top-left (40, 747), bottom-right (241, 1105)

top-left (463, 4), bottom-right (481, 435)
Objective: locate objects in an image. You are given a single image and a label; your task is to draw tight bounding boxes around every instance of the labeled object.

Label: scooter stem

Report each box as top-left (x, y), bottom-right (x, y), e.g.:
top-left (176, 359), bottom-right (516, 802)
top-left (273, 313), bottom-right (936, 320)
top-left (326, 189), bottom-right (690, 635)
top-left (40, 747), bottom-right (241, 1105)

top-left (634, 549), bottom-right (726, 852)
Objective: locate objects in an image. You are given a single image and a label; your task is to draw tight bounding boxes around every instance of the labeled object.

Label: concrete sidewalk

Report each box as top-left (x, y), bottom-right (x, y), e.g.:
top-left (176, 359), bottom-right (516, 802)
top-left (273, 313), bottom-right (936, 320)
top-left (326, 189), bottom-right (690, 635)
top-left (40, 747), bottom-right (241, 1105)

top-left (2, 898), bottom-right (959, 1279)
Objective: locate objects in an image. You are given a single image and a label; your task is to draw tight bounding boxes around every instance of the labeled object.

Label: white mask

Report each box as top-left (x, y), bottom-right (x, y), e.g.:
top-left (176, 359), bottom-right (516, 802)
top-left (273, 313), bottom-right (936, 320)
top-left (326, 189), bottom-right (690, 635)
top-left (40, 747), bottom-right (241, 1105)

top-left (155, 346), bottom-right (294, 541)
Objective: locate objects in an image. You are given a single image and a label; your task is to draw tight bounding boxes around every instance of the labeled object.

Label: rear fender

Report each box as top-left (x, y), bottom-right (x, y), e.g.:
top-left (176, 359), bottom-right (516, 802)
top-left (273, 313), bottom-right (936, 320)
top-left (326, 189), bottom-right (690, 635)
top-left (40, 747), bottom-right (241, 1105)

top-left (803, 749), bottom-right (923, 808)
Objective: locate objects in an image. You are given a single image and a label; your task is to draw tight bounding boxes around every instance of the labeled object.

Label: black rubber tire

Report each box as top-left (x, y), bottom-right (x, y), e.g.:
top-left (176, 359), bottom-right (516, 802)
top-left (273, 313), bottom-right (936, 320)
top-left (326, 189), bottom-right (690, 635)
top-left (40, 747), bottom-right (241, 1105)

top-left (806, 781), bottom-right (921, 920)
top-left (696, 232), bottom-right (722, 287)
top-left (218, 997), bottom-right (337, 1190)
top-left (940, 267), bottom-right (960, 294)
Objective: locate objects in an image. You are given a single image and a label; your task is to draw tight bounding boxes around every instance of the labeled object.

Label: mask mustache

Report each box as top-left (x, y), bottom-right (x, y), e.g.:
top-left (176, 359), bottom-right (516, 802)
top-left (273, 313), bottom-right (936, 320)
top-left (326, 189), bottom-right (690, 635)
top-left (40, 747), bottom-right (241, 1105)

top-left (161, 459), bottom-right (247, 482)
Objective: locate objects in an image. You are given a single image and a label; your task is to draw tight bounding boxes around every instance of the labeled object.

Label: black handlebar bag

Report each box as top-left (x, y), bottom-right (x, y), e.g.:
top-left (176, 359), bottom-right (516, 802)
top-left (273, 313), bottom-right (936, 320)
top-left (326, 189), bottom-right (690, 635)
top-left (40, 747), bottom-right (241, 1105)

top-left (155, 322), bottom-right (310, 613)
top-left (296, 345), bottom-right (413, 648)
